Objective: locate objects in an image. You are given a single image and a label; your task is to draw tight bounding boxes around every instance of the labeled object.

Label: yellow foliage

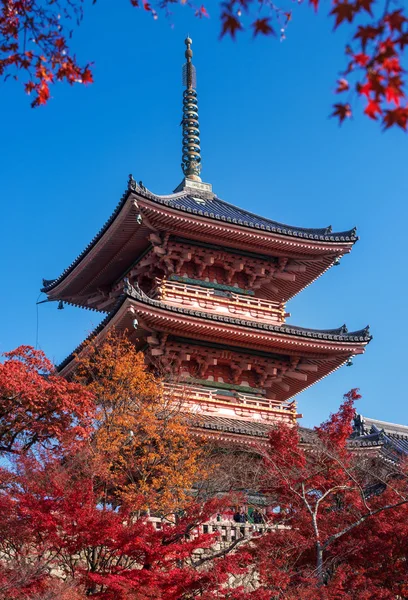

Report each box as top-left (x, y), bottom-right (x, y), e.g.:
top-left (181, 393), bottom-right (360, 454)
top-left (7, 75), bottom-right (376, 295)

top-left (74, 330), bottom-right (207, 515)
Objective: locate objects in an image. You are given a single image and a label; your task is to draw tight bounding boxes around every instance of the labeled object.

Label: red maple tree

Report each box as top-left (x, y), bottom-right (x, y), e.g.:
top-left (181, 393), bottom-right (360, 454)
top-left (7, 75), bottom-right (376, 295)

top-left (0, 346), bottom-right (94, 454)
top-left (250, 389), bottom-right (408, 598)
top-left (2, 342), bottom-right (408, 598)
top-left (1, 0), bottom-right (407, 129)
top-left (0, 449), bottom-right (251, 599)
top-left (0, 340), bottom-right (251, 599)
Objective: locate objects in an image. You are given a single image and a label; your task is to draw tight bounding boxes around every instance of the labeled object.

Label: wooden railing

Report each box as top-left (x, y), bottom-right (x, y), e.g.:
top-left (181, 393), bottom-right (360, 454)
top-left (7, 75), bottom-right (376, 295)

top-left (150, 517), bottom-right (285, 542)
top-left (154, 279), bottom-right (286, 324)
top-left (163, 382), bottom-right (297, 419)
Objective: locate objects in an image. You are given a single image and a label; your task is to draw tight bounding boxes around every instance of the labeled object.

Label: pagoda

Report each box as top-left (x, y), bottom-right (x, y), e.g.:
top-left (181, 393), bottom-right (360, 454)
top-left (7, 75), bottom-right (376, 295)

top-left (42, 38), bottom-right (371, 446)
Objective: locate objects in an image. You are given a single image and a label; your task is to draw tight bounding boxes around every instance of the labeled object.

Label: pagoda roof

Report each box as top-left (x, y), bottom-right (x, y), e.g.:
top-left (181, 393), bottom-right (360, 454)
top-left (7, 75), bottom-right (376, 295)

top-left (58, 283), bottom-right (371, 402)
top-left (135, 188), bottom-right (356, 242)
top-left (190, 414), bottom-right (313, 440)
top-left (42, 179), bottom-right (358, 306)
top-left (351, 414), bottom-right (408, 456)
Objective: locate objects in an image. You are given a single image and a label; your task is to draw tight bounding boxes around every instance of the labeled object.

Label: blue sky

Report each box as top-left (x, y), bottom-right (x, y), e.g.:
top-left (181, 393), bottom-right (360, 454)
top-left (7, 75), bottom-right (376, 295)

top-left (1, 1), bottom-right (406, 427)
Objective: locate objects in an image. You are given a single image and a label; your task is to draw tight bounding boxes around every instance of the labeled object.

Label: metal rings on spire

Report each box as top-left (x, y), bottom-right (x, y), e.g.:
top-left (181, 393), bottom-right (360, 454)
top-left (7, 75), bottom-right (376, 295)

top-left (181, 38), bottom-right (202, 181)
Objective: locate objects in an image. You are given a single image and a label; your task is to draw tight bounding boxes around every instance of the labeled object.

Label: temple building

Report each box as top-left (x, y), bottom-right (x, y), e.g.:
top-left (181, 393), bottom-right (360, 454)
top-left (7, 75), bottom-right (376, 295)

top-left (350, 415), bottom-right (408, 459)
top-left (42, 38), bottom-right (371, 446)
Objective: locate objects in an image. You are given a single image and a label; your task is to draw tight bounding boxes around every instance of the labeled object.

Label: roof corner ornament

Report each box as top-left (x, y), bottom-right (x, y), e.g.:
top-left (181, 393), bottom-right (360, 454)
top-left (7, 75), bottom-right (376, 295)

top-left (353, 413), bottom-right (367, 436)
top-left (340, 323), bottom-right (348, 335)
top-left (123, 277), bottom-right (143, 298)
top-left (181, 37), bottom-right (202, 182)
top-left (123, 277), bottom-right (134, 295)
top-left (128, 174), bottom-right (137, 191)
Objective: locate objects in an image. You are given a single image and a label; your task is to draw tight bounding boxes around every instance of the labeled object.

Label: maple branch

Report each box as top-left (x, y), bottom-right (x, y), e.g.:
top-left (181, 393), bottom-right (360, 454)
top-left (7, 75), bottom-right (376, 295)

top-left (322, 496), bottom-right (408, 551)
top-left (191, 535), bottom-right (247, 567)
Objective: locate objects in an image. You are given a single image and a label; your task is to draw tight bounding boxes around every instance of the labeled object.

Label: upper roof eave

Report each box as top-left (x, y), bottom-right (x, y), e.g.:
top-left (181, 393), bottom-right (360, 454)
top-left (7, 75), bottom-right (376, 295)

top-left (42, 177), bottom-right (358, 295)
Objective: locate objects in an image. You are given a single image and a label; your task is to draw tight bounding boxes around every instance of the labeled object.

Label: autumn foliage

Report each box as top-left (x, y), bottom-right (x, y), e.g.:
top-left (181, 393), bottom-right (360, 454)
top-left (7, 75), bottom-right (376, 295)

top-left (0, 332), bottom-right (249, 598)
top-left (2, 338), bottom-right (408, 597)
top-left (74, 330), bottom-right (207, 514)
top-left (250, 389), bottom-right (408, 598)
top-left (2, 0), bottom-right (408, 129)
top-left (0, 345), bottom-right (93, 454)
top-left (0, 451), bottom-right (240, 599)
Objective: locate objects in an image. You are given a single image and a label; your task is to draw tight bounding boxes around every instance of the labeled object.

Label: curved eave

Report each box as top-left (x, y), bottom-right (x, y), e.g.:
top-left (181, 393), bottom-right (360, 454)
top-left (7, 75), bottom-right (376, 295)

top-left (123, 285), bottom-right (371, 345)
top-left (59, 289), bottom-right (371, 402)
top-left (42, 182), bottom-right (357, 302)
top-left (137, 186), bottom-right (358, 242)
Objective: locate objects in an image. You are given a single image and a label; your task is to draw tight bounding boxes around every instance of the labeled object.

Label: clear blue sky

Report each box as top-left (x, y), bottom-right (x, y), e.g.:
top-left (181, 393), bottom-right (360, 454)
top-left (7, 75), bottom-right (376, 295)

top-left (1, 2), bottom-right (406, 427)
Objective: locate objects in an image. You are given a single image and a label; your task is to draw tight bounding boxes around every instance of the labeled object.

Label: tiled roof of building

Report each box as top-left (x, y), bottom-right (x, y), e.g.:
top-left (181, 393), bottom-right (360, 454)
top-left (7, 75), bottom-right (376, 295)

top-left (190, 414), bottom-right (313, 441)
top-left (42, 179), bottom-right (358, 293)
top-left (57, 283), bottom-right (371, 371)
top-left (149, 192), bottom-right (357, 241)
top-left (124, 283), bottom-right (371, 342)
top-left (352, 414), bottom-right (408, 456)
top-left (196, 413), bottom-right (408, 455)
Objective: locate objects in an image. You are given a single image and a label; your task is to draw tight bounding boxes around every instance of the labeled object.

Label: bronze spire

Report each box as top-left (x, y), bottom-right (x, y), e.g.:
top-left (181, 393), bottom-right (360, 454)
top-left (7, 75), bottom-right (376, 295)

top-left (181, 37), bottom-right (202, 182)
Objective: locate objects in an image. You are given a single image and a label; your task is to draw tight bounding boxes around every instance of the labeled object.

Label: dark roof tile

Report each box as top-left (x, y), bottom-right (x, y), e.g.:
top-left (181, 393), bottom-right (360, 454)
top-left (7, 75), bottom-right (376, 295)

top-left (42, 180), bottom-right (358, 293)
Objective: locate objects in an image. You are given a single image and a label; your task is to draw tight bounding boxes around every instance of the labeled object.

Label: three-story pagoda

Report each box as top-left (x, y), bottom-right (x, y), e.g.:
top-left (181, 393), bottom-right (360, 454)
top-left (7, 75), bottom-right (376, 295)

top-left (42, 39), bottom-right (371, 446)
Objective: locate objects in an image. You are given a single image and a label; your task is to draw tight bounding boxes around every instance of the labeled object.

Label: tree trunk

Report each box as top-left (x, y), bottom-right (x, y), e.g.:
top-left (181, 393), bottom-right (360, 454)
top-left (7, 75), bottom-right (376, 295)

top-left (316, 542), bottom-right (324, 584)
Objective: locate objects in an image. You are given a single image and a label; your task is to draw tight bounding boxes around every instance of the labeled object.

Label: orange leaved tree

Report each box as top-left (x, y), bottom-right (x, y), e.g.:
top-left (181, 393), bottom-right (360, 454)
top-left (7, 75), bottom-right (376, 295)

top-left (74, 329), bottom-right (208, 515)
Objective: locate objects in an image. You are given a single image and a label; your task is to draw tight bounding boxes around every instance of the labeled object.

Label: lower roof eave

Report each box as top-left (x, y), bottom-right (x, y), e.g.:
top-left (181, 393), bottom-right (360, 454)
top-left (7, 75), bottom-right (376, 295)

top-left (58, 287), bottom-right (371, 392)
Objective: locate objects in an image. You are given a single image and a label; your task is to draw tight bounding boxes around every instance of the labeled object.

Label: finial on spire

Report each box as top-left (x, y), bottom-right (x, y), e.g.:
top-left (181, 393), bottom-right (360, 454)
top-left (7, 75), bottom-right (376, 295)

top-left (181, 37), bottom-right (202, 182)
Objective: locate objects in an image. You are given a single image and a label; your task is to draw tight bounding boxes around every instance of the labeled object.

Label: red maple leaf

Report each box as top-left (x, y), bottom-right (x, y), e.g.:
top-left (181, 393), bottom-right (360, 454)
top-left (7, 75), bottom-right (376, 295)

top-left (220, 13), bottom-right (243, 38)
top-left (252, 18), bottom-right (275, 37)
top-left (385, 9), bottom-right (407, 32)
top-left (379, 38), bottom-right (396, 59)
top-left (354, 25), bottom-right (383, 51)
top-left (330, 1), bottom-right (355, 28)
top-left (353, 52), bottom-right (370, 66)
top-left (364, 99), bottom-right (382, 119)
top-left (24, 81), bottom-right (35, 95)
top-left (355, 0), bottom-right (374, 15)
top-left (81, 67), bottom-right (93, 85)
top-left (382, 57), bottom-right (403, 74)
top-left (383, 106), bottom-right (408, 130)
top-left (385, 76), bottom-right (404, 105)
top-left (367, 72), bottom-right (385, 96)
top-left (356, 81), bottom-right (372, 98)
top-left (331, 102), bottom-right (352, 123)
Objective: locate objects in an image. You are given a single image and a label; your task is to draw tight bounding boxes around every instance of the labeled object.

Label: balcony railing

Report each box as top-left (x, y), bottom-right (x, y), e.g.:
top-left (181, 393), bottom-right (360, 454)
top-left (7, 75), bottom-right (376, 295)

top-left (154, 279), bottom-right (286, 324)
top-left (150, 517), bottom-right (287, 546)
top-left (163, 382), bottom-right (297, 421)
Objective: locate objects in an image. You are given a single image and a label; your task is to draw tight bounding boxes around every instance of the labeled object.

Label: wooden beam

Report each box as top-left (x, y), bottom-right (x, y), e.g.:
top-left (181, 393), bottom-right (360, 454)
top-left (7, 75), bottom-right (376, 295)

top-left (285, 263), bottom-right (307, 273)
top-left (298, 363), bottom-right (318, 372)
top-left (274, 272), bottom-right (296, 282)
top-left (285, 371), bottom-right (308, 382)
